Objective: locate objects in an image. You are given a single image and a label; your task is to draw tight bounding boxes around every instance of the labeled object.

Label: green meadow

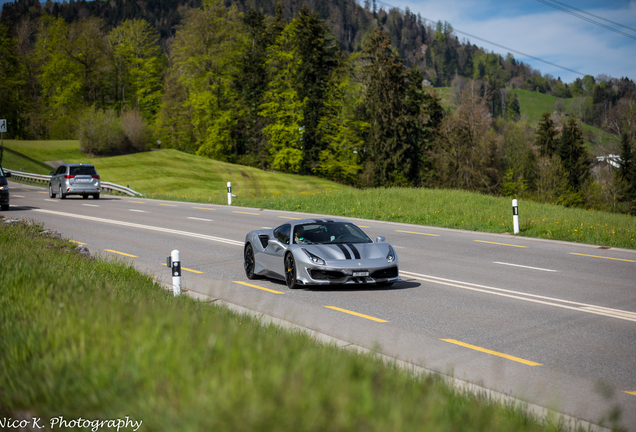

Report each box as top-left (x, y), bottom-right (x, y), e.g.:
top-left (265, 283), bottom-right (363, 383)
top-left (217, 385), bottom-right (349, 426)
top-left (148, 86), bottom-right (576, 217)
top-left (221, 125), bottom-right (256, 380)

top-left (4, 140), bottom-right (635, 249)
top-left (0, 220), bottom-right (594, 432)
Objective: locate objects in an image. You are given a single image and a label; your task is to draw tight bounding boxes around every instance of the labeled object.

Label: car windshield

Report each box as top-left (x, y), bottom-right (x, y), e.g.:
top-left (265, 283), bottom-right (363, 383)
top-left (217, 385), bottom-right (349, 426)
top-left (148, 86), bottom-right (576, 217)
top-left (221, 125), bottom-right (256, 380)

top-left (293, 222), bottom-right (372, 245)
top-left (0, 168), bottom-right (5, 178)
top-left (70, 166), bottom-right (97, 176)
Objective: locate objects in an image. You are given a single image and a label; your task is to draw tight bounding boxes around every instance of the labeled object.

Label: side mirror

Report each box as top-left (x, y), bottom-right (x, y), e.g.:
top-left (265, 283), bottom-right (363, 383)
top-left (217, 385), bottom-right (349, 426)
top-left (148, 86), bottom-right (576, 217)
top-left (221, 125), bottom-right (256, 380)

top-left (5, 172), bottom-right (11, 178)
top-left (268, 238), bottom-right (284, 249)
top-left (50, 172), bottom-right (54, 176)
top-left (376, 236), bottom-right (386, 243)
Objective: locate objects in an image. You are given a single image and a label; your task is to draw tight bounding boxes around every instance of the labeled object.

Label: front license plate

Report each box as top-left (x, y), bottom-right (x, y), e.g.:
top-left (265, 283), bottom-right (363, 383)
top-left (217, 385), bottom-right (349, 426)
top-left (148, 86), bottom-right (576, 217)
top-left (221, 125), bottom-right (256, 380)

top-left (353, 271), bottom-right (369, 277)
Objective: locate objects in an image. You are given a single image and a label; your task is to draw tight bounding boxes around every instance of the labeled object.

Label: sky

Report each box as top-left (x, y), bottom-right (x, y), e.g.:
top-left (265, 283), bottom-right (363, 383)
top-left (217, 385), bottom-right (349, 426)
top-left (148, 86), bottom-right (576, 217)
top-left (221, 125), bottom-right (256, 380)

top-left (1, 0), bottom-right (635, 84)
top-left (384, 0), bottom-right (636, 84)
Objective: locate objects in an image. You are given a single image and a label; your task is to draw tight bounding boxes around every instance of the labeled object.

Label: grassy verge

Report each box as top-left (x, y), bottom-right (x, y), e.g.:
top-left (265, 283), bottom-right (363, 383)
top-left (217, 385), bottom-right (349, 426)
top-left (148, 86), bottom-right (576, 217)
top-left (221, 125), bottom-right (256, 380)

top-left (0, 220), bottom-right (579, 431)
top-left (237, 188), bottom-right (636, 250)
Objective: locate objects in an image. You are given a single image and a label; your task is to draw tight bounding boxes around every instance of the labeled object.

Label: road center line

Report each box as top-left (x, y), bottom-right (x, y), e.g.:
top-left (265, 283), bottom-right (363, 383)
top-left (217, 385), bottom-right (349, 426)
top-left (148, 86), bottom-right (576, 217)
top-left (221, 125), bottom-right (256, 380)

top-left (105, 249), bottom-right (137, 257)
top-left (396, 229), bottom-right (440, 236)
top-left (474, 240), bottom-right (527, 248)
top-left (400, 270), bottom-right (636, 323)
top-left (69, 240), bottom-right (86, 245)
top-left (278, 216), bottom-right (302, 220)
top-left (83, 204), bottom-right (99, 207)
top-left (233, 281), bottom-right (284, 294)
top-left (129, 209), bottom-right (146, 213)
top-left (493, 262), bottom-right (558, 272)
top-left (192, 207), bottom-right (216, 210)
top-left (187, 217), bottom-right (213, 222)
top-left (161, 263), bottom-right (203, 274)
top-left (160, 204), bottom-right (178, 207)
top-left (324, 306), bottom-right (388, 323)
top-left (233, 211), bottom-right (260, 215)
top-left (440, 339), bottom-right (542, 366)
top-left (33, 209), bottom-right (244, 246)
top-left (569, 253), bottom-right (636, 263)
top-left (625, 391), bottom-right (636, 396)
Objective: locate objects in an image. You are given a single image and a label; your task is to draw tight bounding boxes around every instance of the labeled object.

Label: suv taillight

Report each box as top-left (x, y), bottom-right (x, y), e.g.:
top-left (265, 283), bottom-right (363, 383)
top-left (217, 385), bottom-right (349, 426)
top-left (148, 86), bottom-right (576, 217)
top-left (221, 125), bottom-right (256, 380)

top-left (92, 175), bottom-right (100, 179)
top-left (64, 175), bottom-right (75, 179)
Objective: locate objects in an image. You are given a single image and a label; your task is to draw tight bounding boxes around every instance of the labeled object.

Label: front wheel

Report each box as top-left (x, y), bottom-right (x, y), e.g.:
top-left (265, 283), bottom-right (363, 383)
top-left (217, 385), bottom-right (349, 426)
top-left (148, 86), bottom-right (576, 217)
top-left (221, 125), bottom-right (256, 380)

top-left (49, 184), bottom-right (56, 198)
top-left (1, 205), bottom-right (8, 211)
top-left (284, 252), bottom-right (300, 289)
top-left (244, 244), bottom-right (258, 280)
top-left (93, 193), bottom-right (100, 200)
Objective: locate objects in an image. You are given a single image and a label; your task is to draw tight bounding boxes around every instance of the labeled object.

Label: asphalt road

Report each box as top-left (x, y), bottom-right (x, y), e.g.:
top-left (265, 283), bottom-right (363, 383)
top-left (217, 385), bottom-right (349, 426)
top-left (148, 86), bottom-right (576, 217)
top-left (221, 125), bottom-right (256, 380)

top-left (5, 181), bottom-right (636, 430)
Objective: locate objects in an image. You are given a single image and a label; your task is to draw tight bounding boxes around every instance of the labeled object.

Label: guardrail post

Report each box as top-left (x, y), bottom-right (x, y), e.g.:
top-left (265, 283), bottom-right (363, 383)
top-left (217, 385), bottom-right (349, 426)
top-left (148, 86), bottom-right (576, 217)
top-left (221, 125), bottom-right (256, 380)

top-left (227, 182), bottom-right (232, 205)
top-left (168, 250), bottom-right (181, 296)
top-left (512, 199), bottom-right (519, 234)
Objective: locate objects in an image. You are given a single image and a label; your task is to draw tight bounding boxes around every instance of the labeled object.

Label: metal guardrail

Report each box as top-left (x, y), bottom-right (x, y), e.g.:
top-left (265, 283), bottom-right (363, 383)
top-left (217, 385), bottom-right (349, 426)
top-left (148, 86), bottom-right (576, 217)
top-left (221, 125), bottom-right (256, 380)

top-left (4, 169), bottom-right (144, 197)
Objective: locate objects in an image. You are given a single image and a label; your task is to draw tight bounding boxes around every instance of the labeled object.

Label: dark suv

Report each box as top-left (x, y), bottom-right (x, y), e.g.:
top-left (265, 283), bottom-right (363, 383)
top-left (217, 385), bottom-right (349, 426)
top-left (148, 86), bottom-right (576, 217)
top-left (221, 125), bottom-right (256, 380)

top-left (0, 166), bottom-right (11, 210)
top-left (49, 163), bottom-right (101, 199)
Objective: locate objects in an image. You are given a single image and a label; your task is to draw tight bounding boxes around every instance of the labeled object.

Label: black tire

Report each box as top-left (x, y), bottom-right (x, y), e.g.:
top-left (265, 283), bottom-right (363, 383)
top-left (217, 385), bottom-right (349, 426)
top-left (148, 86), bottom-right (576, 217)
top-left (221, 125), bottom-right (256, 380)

top-left (82, 194), bottom-right (88, 199)
top-left (59, 186), bottom-right (66, 199)
top-left (244, 244), bottom-right (258, 280)
top-left (377, 282), bottom-right (394, 288)
top-left (1, 205), bottom-right (8, 211)
top-left (93, 193), bottom-right (100, 200)
top-left (48, 184), bottom-right (56, 199)
top-left (284, 252), bottom-right (300, 289)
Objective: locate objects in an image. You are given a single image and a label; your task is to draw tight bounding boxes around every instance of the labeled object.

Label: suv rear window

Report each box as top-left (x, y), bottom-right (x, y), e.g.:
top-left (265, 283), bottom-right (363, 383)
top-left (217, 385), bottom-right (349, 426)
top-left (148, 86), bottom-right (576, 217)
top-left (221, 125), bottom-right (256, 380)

top-left (70, 166), bottom-right (97, 176)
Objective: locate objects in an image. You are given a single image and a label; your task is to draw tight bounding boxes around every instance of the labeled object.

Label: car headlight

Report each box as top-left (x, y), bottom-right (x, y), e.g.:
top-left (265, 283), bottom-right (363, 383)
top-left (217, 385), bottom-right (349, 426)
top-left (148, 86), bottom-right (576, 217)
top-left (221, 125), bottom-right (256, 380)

top-left (386, 245), bottom-right (396, 263)
top-left (302, 248), bottom-right (326, 265)
top-left (0, 185), bottom-right (7, 190)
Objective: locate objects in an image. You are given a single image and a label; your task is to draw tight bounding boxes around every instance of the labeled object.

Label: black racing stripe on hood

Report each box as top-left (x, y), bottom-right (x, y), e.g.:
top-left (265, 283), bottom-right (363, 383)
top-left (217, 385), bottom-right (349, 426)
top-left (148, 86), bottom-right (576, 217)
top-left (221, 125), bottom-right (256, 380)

top-left (347, 244), bottom-right (361, 259)
top-left (336, 244), bottom-right (351, 259)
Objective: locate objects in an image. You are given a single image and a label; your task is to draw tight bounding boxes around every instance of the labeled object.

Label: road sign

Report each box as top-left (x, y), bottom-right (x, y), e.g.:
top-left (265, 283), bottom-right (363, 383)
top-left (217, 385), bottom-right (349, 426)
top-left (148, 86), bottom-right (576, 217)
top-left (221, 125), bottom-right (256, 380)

top-left (0, 119), bottom-right (6, 133)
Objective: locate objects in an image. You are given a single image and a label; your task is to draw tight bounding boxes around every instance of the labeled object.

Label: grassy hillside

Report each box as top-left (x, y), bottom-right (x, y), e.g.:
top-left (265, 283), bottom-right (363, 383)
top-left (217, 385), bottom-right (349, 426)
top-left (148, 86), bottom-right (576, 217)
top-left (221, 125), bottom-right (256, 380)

top-left (2, 140), bottom-right (347, 200)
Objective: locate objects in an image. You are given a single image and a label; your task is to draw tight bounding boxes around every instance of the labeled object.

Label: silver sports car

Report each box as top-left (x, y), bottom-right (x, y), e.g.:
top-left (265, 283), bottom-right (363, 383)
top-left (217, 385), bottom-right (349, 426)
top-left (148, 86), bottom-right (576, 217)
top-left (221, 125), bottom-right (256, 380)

top-left (243, 218), bottom-right (400, 289)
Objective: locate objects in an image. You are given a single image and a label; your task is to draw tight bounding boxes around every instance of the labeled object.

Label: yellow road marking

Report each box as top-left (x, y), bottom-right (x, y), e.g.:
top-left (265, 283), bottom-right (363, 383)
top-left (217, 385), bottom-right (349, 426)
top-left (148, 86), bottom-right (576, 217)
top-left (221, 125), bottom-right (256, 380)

top-left (278, 216), bottom-right (301, 220)
top-left (127, 200), bottom-right (144, 203)
top-left (233, 281), bottom-right (284, 294)
top-left (105, 249), bottom-right (137, 257)
top-left (440, 339), bottom-right (542, 366)
top-left (625, 391), bottom-right (636, 396)
top-left (161, 263), bottom-right (203, 274)
top-left (159, 203), bottom-right (178, 207)
top-left (569, 253), bottom-right (636, 263)
top-left (396, 229), bottom-right (440, 237)
top-left (474, 240), bottom-right (527, 248)
top-left (37, 191), bottom-right (48, 194)
top-left (69, 240), bottom-right (86, 245)
top-left (233, 211), bottom-right (260, 215)
top-left (324, 306), bottom-right (388, 323)
top-left (358, 225), bottom-right (370, 228)
top-left (192, 207), bottom-right (216, 210)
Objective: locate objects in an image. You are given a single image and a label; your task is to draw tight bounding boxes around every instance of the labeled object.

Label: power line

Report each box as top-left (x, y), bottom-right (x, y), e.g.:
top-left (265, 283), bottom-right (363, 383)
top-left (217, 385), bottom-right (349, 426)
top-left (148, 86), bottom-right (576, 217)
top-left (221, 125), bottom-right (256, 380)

top-left (374, 0), bottom-right (584, 76)
top-left (537, 0), bottom-right (636, 41)
top-left (541, 0), bottom-right (636, 34)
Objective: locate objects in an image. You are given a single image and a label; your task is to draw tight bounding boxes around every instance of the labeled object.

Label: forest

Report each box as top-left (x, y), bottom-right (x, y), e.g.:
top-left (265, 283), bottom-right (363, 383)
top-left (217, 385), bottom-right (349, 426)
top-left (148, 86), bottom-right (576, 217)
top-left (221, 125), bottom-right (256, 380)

top-left (0, 0), bottom-right (635, 214)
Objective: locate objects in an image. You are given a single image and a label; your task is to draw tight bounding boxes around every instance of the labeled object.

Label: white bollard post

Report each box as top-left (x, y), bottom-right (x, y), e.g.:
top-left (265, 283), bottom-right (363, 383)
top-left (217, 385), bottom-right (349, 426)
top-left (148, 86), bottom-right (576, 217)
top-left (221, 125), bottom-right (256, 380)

top-left (512, 199), bottom-right (520, 234)
top-left (227, 182), bottom-right (232, 206)
top-left (171, 249), bottom-right (181, 296)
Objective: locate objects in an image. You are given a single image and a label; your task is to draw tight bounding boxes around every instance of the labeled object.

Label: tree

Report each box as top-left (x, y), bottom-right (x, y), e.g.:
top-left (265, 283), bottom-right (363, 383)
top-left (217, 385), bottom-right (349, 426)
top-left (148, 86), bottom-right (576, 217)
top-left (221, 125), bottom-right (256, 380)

top-left (434, 81), bottom-right (499, 192)
top-left (109, 19), bottom-right (166, 119)
top-left (557, 118), bottom-right (590, 204)
top-left (618, 133), bottom-right (636, 214)
top-left (260, 20), bottom-right (305, 173)
top-left (0, 24), bottom-right (27, 141)
top-left (535, 112), bottom-right (558, 157)
top-left (169, 0), bottom-right (247, 161)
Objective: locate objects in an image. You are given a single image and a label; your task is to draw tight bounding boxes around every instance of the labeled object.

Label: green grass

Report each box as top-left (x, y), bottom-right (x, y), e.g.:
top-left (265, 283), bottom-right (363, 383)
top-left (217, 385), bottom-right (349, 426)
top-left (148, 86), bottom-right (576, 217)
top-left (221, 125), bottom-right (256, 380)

top-left (2, 140), bottom-right (347, 199)
top-left (0, 220), bottom-right (584, 432)
top-left (238, 188), bottom-right (636, 250)
top-left (5, 140), bottom-right (635, 249)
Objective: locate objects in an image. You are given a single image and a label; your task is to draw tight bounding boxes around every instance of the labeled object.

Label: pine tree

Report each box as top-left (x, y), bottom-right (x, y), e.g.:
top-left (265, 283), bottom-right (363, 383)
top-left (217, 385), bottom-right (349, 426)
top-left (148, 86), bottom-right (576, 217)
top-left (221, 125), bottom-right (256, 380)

top-left (557, 118), bottom-right (590, 193)
top-left (618, 133), bottom-right (636, 214)
top-left (535, 112), bottom-right (558, 157)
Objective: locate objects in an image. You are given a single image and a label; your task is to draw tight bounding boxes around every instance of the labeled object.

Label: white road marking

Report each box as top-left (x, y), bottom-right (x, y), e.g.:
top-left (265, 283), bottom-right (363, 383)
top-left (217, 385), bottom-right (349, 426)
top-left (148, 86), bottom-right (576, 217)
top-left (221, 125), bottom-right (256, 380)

top-left (14, 195), bottom-right (25, 198)
top-left (400, 270), bottom-right (636, 323)
top-left (493, 262), bottom-right (557, 272)
top-left (44, 199), bottom-right (58, 202)
top-left (33, 209), bottom-right (243, 246)
top-left (188, 217), bottom-right (212, 222)
top-left (83, 204), bottom-right (100, 207)
top-left (129, 209), bottom-right (146, 213)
